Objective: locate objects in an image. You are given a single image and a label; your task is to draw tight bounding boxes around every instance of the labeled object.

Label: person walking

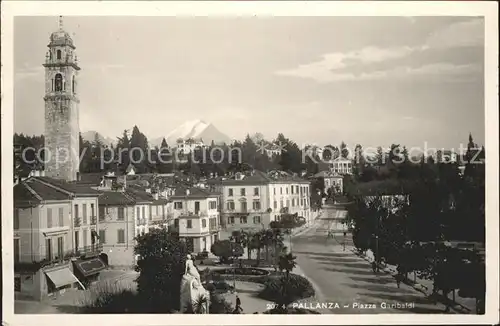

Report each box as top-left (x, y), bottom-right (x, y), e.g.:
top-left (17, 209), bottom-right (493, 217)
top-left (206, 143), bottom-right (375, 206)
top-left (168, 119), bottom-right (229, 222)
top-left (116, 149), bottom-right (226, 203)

top-left (233, 295), bottom-right (243, 314)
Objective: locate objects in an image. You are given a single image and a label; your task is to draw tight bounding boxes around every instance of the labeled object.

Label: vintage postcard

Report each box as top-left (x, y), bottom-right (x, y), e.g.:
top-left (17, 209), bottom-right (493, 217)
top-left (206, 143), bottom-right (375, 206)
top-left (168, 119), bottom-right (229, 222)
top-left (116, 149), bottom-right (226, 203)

top-left (1, 1), bottom-right (498, 325)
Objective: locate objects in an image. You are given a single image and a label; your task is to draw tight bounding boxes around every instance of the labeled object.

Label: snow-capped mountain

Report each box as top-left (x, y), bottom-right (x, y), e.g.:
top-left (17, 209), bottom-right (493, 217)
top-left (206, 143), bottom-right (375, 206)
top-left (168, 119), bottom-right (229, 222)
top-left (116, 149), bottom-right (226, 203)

top-left (81, 131), bottom-right (114, 147)
top-left (150, 120), bottom-right (232, 147)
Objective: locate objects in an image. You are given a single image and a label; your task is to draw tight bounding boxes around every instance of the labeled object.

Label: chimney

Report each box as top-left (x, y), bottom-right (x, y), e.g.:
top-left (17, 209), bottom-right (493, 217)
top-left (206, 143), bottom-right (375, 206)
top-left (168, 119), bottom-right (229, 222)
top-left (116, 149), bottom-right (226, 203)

top-left (154, 193), bottom-right (159, 200)
top-left (185, 189), bottom-right (190, 196)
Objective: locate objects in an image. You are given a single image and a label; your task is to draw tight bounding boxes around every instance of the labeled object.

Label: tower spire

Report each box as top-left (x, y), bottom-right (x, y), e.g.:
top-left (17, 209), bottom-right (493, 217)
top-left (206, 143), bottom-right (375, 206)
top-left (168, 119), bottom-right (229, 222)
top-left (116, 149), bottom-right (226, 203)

top-left (58, 16), bottom-right (63, 31)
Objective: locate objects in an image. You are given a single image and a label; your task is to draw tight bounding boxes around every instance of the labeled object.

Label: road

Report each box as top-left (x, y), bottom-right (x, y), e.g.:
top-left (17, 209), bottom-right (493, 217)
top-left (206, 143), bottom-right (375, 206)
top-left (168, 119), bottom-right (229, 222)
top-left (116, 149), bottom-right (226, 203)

top-left (291, 205), bottom-right (452, 314)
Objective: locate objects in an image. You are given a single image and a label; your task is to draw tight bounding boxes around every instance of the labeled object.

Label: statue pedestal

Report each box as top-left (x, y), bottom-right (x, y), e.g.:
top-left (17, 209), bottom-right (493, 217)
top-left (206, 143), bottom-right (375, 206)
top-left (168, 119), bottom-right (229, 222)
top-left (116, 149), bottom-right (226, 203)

top-left (180, 274), bottom-right (210, 313)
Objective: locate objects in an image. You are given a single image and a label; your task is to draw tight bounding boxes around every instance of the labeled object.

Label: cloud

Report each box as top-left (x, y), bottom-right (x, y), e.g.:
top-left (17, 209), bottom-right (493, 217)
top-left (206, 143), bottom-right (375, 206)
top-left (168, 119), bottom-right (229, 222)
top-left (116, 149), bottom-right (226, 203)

top-left (276, 18), bottom-right (484, 84)
top-left (424, 18), bottom-right (484, 49)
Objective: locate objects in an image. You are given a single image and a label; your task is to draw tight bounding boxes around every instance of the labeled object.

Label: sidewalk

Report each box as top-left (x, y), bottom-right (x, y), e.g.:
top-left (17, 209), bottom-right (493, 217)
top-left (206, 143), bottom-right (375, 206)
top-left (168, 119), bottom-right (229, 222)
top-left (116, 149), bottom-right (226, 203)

top-left (351, 247), bottom-right (476, 314)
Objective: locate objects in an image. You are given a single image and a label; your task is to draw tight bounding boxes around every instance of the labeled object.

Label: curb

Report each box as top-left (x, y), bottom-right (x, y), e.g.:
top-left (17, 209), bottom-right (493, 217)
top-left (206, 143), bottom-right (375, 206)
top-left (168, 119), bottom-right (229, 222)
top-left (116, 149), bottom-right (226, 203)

top-left (351, 249), bottom-right (472, 314)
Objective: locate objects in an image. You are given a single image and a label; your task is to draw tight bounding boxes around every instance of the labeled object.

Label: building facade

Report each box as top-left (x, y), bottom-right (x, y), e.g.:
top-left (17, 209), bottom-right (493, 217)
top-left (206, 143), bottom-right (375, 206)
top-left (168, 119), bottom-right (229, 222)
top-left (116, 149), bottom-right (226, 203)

top-left (170, 187), bottom-right (220, 253)
top-left (329, 157), bottom-right (353, 175)
top-left (217, 171), bottom-right (313, 233)
top-left (13, 177), bottom-right (104, 300)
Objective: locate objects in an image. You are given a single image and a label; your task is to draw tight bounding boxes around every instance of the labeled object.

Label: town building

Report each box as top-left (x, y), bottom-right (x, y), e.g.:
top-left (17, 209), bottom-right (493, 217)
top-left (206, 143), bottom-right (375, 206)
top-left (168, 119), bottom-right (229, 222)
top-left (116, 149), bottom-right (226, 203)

top-left (210, 170), bottom-right (314, 233)
top-left (175, 138), bottom-right (205, 154)
top-left (170, 187), bottom-right (221, 253)
top-left (328, 157), bottom-right (353, 175)
top-left (96, 175), bottom-right (172, 268)
top-left (312, 171), bottom-right (344, 194)
top-left (14, 177), bottom-right (104, 300)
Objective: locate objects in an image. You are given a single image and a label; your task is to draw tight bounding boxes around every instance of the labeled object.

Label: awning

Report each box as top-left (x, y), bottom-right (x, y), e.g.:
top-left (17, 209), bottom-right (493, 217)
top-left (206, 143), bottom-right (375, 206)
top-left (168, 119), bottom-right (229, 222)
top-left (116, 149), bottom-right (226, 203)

top-left (73, 257), bottom-right (107, 277)
top-left (45, 268), bottom-right (79, 288)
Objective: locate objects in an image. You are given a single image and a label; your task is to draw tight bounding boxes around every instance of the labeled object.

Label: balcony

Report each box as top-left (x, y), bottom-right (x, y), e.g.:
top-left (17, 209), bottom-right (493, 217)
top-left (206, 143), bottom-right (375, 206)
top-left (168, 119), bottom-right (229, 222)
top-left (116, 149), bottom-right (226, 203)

top-left (75, 244), bottom-right (103, 258)
top-left (179, 211), bottom-right (208, 217)
top-left (74, 217), bottom-right (81, 227)
top-left (210, 225), bottom-right (221, 233)
top-left (14, 244), bottom-right (103, 273)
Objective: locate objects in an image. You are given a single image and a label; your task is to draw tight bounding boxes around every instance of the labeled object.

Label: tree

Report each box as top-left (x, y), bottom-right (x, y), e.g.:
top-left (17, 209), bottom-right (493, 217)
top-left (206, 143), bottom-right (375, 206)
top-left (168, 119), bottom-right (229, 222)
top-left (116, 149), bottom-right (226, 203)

top-left (230, 230), bottom-right (252, 260)
top-left (134, 228), bottom-right (188, 312)
top-left (340, 141), bottom-right (349, 159)
top-left (211, 240), bottom-right (243, 264)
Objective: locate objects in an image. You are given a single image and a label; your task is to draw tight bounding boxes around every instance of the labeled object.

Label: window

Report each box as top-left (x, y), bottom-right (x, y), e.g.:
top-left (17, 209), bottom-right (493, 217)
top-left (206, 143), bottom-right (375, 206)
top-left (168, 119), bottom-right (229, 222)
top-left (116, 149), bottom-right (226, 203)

top-left (83, 229), bottom-right (88, 247)
top-left (202, 219), bottom-right (207, 228)
top-left (229, 216), bottom-right (235, 224)
top-left (58, 207), bottom-right (64, 227)
top-left (142, 207), bottom-right (146, 221)
top-left (253, 216), bottom-right (261, 224)
top-left (253, 201), bottom-right (261, 210)
top-left (56, 50), bottom-right (62, 60)
top-left (137, 207), bottom-right (141, 219)
top-left (91, 204), bottom-right (95, 218)
top-left (286, 187), bottom-right (289, 194)
top-left (174, 219), bottom-right (179, 228)
top-left (98, 230), bottom-right (106, 244)
top-left (149, 207), bottom-right (152, 220)
top-left (240, 216), bottom-right (247, 224)
top-left (292, 199), bottom-right (295, 207)
top-left (99, 206), bottom-right (105, 220)
top-left (241, 201), bottom-right (247, 212)
top-left (228, 188), bottom-right (233, 197)
top-left (72, 76), bottom-right (76, 93)
top-left (47, 208), bottom-right (53, 228)
top-left (286, 200), bottom-right (290, 208)
top-left (227, 201), bottom-right (235, 210)
top-left (118, 207), bottom-right (125, 220)
top-left (174, 202), bottom-right (183, 210)
top-left (82, 204), bottom-right (87, 225)
top-left (117, 229), bottom-right (125, 244)
top-left (280, 201), bottom-right (283, 208)
top-left (254, 187), bottom-right (259, 196)
top-left (296, 185), bottom-right (299, 193)
top-left (14, 238), bottom-right (20, 263)
top-left (273, 188), bottom-right (276, 195)
top-left (280, 187), bottom-right (283, 195)
top-left (209, 201), bottom-right (217, 210)
top-left (187, 219), bottom-right (193, 229)
top-left (14, 209), bottom-right (19, 230)
top-left (57, 237), bottom-right (64, 260)
top-left (273, 201), bottom-right (277, 209)
top-left (155, 206), bottom-right (159, 215)
top-left (54, 73), bottom-right (63, 92)
top-left (291, 186), bottom-right (294, 194)
top-left (74, 231), bottom-right (79, 251)
top-left (45, 238), bottom-right (53, 260)
top-left (74, 204), bottom-right (79, 219)
top-left (240, 188), bottom-right (246, 196)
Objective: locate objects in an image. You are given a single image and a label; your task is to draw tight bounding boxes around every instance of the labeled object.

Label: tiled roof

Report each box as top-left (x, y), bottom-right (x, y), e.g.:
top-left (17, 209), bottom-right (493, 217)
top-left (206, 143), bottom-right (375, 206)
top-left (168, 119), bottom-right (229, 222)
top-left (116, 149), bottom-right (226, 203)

top-left (170, 186), bottom-right (218, 199)
top-left (14, 178), bottom-right (71, 207)
top-left (125, 188), bottom-right (154, 203)
top-left (152, 198), bottom-right (170, 205)
top-left (79, 173), bottom-right (105, 186)
top-left (313, 171), bottom-right (343, 178)
top-left (98, 191), bottom-right (136, 206)
top-left (36, 177), bottom-right (101, 196)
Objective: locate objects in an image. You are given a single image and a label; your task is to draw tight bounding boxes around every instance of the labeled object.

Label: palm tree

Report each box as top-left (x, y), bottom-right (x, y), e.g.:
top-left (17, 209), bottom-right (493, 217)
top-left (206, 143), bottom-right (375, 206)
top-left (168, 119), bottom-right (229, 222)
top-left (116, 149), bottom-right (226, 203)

top-left (262, 229), bottom-right (275, 263)
top-left (190, 294), bottom-right (210, 314)
top-left (250, 231), bottom-right (265, 265)
top-left (231, 230), bottom-right (251, 260)
top-left (278, 252), bottom-right (297, 281)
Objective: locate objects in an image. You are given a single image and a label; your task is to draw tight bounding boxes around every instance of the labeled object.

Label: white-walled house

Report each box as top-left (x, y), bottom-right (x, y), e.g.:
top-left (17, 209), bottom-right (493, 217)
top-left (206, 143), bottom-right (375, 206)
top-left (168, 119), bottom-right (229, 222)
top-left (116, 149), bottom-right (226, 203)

top-left (13, 177), bottom-right (105, 300)
top-left (215, 171), bottom-right (314, 232)
top-left (170, 187), bottom-right (220, 253)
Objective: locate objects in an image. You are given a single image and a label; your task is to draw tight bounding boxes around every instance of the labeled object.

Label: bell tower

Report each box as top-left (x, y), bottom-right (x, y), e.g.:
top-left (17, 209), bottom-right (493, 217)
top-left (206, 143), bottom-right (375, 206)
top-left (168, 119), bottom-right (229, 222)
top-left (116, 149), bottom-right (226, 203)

top-left (43, 16), bottom-right (80, 181)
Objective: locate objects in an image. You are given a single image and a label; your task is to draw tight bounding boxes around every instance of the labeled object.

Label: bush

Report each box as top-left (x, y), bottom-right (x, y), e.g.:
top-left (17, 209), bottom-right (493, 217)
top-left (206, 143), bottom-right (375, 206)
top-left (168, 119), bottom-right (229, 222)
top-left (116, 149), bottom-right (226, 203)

top-left (79, 282), bottom-right (143, 313)
top-left (211, 267), bottom-right (270, 276)
top-left (258, 274), bottom-right (315, 306)
top-left (211, 240), bottom-right (244, 264)
top-left (209, 292), bottom-right (234, 314)
top-left (206, 280), bottom-right (234, 294)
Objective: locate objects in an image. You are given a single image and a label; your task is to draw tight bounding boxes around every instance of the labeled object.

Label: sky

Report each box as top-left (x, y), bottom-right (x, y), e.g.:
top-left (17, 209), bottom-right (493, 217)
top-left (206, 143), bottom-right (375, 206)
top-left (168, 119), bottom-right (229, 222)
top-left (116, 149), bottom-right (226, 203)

top-left (14, 16), bottom-right (485, 151)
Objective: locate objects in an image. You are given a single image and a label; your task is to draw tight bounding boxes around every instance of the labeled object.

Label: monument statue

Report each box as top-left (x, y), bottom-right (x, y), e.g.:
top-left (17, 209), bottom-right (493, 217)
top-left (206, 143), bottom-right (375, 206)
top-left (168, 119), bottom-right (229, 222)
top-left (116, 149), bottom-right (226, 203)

top-left (180, 254), bottom-right (210, 313)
